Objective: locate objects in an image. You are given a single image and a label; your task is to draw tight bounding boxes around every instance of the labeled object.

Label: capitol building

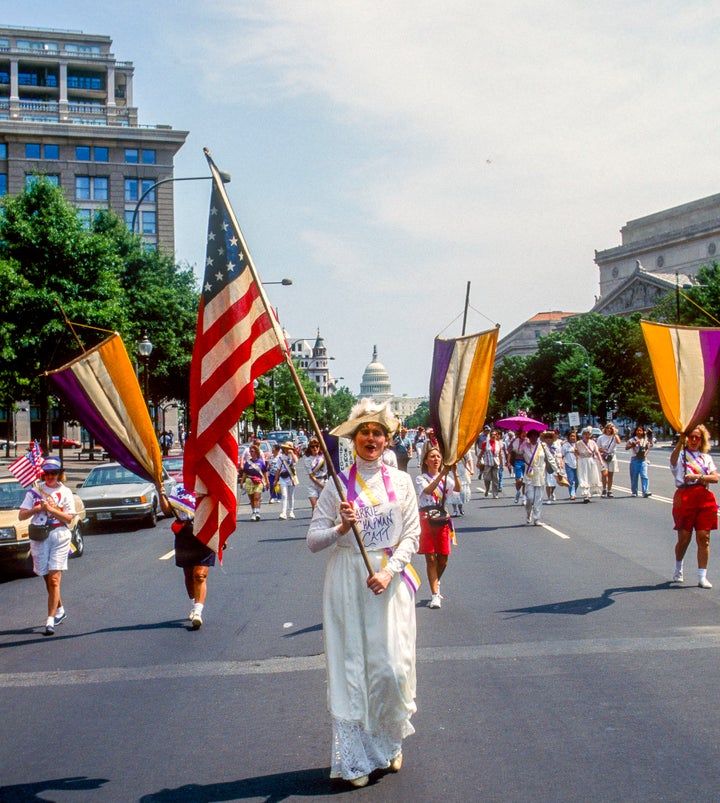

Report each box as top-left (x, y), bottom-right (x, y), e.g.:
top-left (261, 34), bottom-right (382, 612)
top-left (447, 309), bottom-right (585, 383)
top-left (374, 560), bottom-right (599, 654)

top-left (358, 346), bottom-right (427, 423)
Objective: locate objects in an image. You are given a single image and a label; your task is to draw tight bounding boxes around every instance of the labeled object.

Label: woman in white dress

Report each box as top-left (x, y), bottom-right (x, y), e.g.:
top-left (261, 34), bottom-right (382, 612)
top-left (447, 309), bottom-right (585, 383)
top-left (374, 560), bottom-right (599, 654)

top-left (575, 426), bottom-right (605, 503)
top-left (307, 400), bottom-right (420, 788)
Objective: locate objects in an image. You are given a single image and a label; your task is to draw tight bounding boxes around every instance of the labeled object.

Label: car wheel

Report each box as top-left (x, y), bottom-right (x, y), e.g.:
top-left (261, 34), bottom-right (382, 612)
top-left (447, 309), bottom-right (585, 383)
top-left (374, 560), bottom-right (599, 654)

top-left (145, 498), bottom-right (158, 528)
top-left (70, 522), bottom-right (85, 558)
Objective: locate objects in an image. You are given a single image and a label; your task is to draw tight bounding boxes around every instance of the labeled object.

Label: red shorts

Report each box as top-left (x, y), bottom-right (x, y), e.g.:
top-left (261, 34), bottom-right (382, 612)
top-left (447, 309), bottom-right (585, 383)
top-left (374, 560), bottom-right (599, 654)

top-left (672, 485), bottom-right (718, 533)
top-left (418, 515), bottom-right (453, 555)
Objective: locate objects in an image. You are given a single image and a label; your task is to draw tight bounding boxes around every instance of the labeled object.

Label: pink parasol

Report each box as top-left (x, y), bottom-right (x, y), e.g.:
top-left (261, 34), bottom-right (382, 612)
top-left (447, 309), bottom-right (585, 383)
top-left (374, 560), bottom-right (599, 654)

top-left (494, 415), bottom-right (546, 432)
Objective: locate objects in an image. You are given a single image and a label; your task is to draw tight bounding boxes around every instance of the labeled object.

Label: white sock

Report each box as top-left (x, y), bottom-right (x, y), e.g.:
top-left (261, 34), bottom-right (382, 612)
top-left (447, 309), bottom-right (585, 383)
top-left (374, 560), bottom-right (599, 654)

top-left (194, 603), bottom-right (204, 615)
top-left (675, 561), bottom-right (683, 573)
top-left (46, 616), bottom-right (55, 627)
top-left (699, 568), bottom-right (708, 581)
top-left (55, 605), bottom-right (65, 617)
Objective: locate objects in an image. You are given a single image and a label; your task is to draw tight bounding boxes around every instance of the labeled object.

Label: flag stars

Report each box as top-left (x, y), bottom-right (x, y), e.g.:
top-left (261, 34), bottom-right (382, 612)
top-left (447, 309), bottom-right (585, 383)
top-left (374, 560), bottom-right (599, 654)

top-left (229, 236), bottom-right (238, 247)
top-left (208, 231), bottom-right (216, 242)
top-left (206, 256), bottom-right (214, 267)
top-left (210, 206), bottom-right (218, 215)
top-left (226, 260), bottom-right (236, 273)
top-left (215, 272), bottom-right (223, 283)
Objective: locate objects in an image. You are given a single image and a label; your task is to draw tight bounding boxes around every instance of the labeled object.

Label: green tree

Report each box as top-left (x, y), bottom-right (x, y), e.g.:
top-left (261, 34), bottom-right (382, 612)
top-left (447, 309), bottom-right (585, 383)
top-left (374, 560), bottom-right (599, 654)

top-left (405, 400), bottom-right (430, 429)
top-left (492, 355), bottom-right (533, 417)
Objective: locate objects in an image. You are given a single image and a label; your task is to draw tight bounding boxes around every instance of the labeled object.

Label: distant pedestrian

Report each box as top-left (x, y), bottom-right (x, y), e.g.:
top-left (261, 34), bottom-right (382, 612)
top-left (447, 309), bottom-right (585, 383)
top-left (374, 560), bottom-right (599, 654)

top-left (18, 457), bottom-right (76, 636)
top-left (626, 424), bottom-right (652, 497)
top-left (509, 430), bottom-right (528, 504)
top-left (670, 425), bottom-right (718, 588)
top-left (576, 426), bottom-right (605, 502)
top-left (304, 437), bottom-right (327, 513)
top-left (479, 429), bottom-right (503, 498)
top-left (392, 427), bottom-right (413, 472)
top-left (239, 444), bottom-right (268, 521)
top-left (277, 441), bottom-right (299, 520)
top-left (518, 430), bottom-right (557, 524)
top-left (561, 431), bottom-right (578, 500)
top-left (597, 423), bottom-right (621, 497)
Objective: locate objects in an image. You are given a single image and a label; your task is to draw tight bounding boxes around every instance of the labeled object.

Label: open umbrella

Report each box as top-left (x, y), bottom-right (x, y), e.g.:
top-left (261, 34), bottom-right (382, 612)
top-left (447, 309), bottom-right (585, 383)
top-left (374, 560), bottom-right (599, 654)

top-left (494, 415), bottom-right (546, 432)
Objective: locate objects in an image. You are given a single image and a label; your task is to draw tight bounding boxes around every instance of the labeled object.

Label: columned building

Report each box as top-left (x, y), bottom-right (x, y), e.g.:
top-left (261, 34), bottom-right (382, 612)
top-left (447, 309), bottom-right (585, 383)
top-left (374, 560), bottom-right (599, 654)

top-left (0, 26), bottom-right (187, 252)
top-left (287, 330), bottom-right (340, 397)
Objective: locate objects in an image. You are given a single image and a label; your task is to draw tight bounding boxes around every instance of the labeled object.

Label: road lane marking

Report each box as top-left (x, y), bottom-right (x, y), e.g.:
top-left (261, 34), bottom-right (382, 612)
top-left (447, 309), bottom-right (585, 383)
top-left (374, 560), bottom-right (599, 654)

top-left (5, 631), bottom-right (720, 687)
top-left (538, 522), bottom-right (570, 539)
top-left (159, 550), bottom-right (175, 560)
top-left (611, 485), bottom-right (673, 504)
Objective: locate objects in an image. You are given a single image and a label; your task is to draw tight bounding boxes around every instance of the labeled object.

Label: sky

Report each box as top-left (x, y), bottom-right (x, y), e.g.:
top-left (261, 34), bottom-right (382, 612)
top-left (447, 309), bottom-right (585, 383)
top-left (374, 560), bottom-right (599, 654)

top-left (7, 1), bottom-right (720, 397)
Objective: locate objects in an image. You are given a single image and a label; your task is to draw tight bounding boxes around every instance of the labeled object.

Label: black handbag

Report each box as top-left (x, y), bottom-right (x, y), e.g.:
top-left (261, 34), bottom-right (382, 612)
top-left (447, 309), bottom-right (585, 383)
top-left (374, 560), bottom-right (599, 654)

top-left (28, 523), bottom-right (50, 541)
top-left (422, 504), bottom-right (451, 528)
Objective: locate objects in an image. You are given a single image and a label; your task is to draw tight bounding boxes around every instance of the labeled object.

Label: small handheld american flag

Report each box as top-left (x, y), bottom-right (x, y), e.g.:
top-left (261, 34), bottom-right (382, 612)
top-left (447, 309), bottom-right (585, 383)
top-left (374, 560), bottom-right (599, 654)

top-left (7, 441), bottom-right (44, 488)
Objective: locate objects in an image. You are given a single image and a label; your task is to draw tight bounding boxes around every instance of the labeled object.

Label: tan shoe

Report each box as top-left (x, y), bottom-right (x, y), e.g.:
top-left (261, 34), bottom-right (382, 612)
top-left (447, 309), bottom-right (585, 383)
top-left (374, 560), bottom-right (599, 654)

top-left (389, 752), bottom-right (403, 772)
top-left (349, 775), bottom-right (369, 787)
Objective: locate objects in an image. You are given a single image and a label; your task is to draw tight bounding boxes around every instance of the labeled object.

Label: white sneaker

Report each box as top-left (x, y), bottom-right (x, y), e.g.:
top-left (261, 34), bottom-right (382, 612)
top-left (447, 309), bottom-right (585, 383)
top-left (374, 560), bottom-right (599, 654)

top-left (672, 569), bottom-right (684, 583)
top-left (698, 576), bottom-right (713, 589)
top-left (190, 610), bottom-right (203, 629)
top-left (289, 512), bottom-right (295, 519)
top-left (428, 593), bottom-right (442, 609)
top-left (279, 513), bottom-right (287, 520)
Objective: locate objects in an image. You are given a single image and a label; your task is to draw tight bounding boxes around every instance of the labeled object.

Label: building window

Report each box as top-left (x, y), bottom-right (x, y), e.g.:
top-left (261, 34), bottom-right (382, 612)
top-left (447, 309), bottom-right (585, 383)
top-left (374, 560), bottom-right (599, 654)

top-left (141, 179), bottom-right (156, 202)
top-left (0, 174), bottom-right (6, 196)
top-left (94, 146), bottom-right (108, 162)
top-left (141, 149), bottom-right (156, 165)
top-left (124, 178), bottom-right (138, 202)
top-left (26, 174), bottom-right (60, 188)
top-left (77, 209), bottom-right (92, 229)
top-left (25, 143), bottom-right (41, 159)
top-left (76, 146), bottom-right (91, 161)
top-left (125, 210), bottom-right (135, 230)
top-left (44, 144), bottom-right (59, 159)
top-left (76, 176), bottom-right (108, 201)
top-left (0, 143), bottom-right (7, 159)
top-left (142, 210), bottom-right (156, 234)
top-left (124, 148), bottom-right (138, 164)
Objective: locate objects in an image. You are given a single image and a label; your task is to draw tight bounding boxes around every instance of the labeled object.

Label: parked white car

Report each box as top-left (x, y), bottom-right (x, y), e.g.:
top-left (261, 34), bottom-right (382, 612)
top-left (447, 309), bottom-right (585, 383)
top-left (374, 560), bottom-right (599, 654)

top-left (78, 462), bottom-right (176, 528)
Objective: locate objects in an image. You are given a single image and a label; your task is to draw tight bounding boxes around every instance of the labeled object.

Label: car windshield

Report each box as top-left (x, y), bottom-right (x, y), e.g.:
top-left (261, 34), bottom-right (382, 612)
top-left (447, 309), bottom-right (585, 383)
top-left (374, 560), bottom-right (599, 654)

top-left (0, 481), bottom-right (26, 510)
top-left (83, 466), bottom-right (144, 487)
top-left (163, 457), bottom-right (183, 471)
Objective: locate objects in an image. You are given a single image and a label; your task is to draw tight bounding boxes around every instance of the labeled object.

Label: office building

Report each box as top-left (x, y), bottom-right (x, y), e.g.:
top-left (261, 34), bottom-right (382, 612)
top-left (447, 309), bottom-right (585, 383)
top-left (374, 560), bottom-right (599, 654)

top-left (0, 25), bottom-right (187, 251)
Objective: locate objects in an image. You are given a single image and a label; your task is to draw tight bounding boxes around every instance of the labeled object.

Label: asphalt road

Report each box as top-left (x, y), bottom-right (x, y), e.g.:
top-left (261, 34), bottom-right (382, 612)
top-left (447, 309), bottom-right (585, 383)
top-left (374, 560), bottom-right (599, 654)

top-left (2, 450), bottom-right (720, 801)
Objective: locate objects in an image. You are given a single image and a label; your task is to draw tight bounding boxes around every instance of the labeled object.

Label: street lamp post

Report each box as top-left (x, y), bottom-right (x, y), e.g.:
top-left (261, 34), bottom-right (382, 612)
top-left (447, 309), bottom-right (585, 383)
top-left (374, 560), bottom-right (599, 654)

top-left (130, 170), bottom-right (231, 236)
top-left (138, 333), bottom-right (153, 426)
top-left (555, 340), bottom-right (592, 427)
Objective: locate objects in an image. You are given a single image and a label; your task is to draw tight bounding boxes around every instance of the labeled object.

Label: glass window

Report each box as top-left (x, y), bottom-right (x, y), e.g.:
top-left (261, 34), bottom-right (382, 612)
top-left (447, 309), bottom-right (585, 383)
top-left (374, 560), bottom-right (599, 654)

top-left (124, 178), bottom-right (138, 202)
top-left (94, 176), bottom-right (108, 201)
top-left (76, 146), bottom-right (91, 161)
top-left (0, 143), bottom-right (6, 159)
top-left (94, 146), bottom-right (108, 162)
top-left (142, 210), bottom-right (156, 234)
top-left (75, 176), bottom-right (91, 200)
top-left (77, 209), bottom-right (92, 229)
top-left (141, 179), bottom-right (156, 202)
top-left (0, 174), bottom-right (6, 196)
top-left (25, 143), bottom-right (41, 159)
top-left (125, 210), bottom-right (135, 230)
top-left (141, 149), bottom-right (156, 165)
top-left (44, 144), bottom-right (59, 159)
top-left (124, 148), bottom-right (138, 164)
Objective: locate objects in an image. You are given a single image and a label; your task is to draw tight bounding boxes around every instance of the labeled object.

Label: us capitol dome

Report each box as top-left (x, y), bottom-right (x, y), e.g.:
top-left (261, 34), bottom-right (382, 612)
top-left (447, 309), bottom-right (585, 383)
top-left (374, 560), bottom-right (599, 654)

top-left (358, 345), bottom-right (393, 402)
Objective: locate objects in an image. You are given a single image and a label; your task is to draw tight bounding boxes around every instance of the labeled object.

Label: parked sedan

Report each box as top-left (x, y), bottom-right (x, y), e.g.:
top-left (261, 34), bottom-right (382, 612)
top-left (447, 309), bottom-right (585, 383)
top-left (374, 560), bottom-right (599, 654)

top-left (0, 474), bottom-right (86, 571)
top-left (78, 462), bottom-right (176, 528)
top-left (162, 455), bottom-right (184, 484)
top-left (51, 436), bottom-right (82, 449)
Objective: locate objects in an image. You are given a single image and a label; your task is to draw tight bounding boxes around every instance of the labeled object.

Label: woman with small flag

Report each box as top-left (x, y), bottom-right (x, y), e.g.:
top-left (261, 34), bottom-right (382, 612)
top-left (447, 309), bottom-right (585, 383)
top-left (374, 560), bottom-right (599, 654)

top-left (307, 399), bottom-right (420, 788)
top-left (670, 424), bottom-right (719, 588)
top-left (17, 457), bottom-right (76, 636)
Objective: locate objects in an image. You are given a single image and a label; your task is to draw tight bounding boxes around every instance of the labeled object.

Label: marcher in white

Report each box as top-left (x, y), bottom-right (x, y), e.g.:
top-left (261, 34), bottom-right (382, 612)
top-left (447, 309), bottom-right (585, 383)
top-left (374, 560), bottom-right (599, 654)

top-left (307, 400), bottom-right (420, 787)
top-left (597, 423), bottom-right (621, 497)
top-left (277, 441), bottom-right (298, 519)
top-left (518, 430), bottom-right (557, 525)
top-left (18, 457), bottom-right (77, 635)
top-left (575, 426), bottom-right (605, 503)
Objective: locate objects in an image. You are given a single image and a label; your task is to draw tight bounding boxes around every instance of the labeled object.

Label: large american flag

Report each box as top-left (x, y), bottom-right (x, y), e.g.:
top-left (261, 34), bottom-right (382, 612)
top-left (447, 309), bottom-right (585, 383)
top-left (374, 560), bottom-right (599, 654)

top-left (184, 152), bottom-right (285, 555)
top-left (8, 440), bottom-right (44, 487)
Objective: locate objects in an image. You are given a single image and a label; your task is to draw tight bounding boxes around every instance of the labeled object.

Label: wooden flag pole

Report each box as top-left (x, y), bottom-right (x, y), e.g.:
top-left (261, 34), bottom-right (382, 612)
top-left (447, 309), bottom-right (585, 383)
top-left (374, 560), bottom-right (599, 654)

top-left (281, 351), bottom-right (375, 577)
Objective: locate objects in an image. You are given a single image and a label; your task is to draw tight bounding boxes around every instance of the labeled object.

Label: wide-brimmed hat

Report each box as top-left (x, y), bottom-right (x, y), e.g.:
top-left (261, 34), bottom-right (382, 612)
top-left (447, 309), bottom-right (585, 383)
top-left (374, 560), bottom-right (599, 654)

top-left (42, 457), bottom-right (62, 472)
top-left (280, 441), bottom-right (294, 449)
top-left (330, 399), bottom-right (400, 440)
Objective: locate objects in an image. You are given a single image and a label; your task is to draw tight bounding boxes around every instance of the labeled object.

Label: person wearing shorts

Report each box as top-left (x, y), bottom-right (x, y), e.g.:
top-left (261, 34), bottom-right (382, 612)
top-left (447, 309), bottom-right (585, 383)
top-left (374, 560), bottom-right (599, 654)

top-left (18, 457), bottom-right (76, 636)
top-left (416, 446), bottom-right (460, 609)
top-left (670, 425), bottom-right (719, 588)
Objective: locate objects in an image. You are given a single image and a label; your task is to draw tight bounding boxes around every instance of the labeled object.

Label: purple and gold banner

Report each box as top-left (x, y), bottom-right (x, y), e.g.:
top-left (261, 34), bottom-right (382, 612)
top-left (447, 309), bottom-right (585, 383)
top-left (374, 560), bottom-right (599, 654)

top-left (641, 320), bottom-right (720, 434)
top-left (429, 327), bottom-right (498, 465)
top-left (47, 333), bottom-right (164, 490)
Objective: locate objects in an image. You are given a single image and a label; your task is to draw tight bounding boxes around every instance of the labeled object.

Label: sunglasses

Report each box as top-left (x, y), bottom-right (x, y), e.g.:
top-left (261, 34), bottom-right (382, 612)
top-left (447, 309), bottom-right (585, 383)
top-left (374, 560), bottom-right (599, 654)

top-left (687, 434), bottom-right (702, 440)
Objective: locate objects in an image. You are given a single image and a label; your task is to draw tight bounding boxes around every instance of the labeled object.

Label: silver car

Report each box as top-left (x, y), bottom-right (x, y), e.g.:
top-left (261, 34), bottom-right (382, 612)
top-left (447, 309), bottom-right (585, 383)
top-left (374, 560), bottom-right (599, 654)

top-left (78, 462), bottom-right (176, 528)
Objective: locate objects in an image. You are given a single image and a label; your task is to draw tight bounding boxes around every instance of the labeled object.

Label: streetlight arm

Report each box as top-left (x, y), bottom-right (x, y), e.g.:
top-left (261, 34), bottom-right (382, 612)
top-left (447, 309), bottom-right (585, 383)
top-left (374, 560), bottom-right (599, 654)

top-left (130, 171), bottom-right (231, 234)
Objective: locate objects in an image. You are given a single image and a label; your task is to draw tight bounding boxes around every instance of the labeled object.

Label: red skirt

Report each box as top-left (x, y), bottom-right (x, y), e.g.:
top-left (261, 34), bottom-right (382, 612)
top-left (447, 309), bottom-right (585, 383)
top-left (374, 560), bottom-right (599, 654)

top-left (672, 485), bottom-right (718, 532)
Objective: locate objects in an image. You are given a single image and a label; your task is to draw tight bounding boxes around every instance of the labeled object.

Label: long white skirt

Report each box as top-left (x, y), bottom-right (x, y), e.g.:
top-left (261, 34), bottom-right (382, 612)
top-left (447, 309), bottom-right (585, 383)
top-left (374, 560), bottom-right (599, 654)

top-left (576, 457), bottom-right (603, 498)
top-left (323, 546), bottom-right (416, 780)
